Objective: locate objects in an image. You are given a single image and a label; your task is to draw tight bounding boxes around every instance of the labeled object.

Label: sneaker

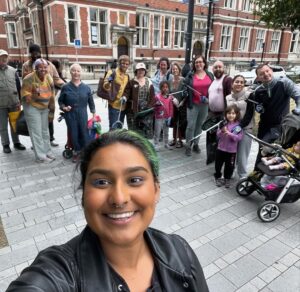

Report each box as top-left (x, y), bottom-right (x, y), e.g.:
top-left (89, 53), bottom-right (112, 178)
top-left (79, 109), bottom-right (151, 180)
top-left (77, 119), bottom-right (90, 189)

top-left (46, 154), bottom-right (56, 160)
top-left (36, 157), bottom-right (54, 163)
top-left (164, 144), bottom-right (173, 150)
top-left (215, 178), bottom-right (223, 187)
top-left (14, 143), bottom-right (26, 150)
top-left (224, 179), bottom-right (231, 188)
top-left (169, 140), bottom-right (176, 147)
top-left (3, 145), bottom-right (11, 154)
top-left (154, 144), bottom-right (160, 152)
top-left (176, 141), bottom-right (183, 148)
top-left (192, 144), bottom-right (201, 154)
top-left (185, 147), bottom-right (192, 156)
top-left (50, 141), bottom-right (59, 147)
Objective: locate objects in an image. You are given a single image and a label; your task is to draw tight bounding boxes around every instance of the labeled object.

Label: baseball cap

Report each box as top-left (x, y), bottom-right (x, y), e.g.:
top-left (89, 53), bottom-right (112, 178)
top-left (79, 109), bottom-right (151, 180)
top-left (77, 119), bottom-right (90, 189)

top-left (135, 62), bottom-right (146, 70)
top-left (0, 50), bottom-right (8, 56)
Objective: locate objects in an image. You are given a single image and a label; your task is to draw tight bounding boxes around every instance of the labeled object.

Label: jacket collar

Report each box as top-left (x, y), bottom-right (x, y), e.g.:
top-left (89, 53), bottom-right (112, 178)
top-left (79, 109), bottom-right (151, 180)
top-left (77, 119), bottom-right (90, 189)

top-left (76, 226), bottom-right (195, 291)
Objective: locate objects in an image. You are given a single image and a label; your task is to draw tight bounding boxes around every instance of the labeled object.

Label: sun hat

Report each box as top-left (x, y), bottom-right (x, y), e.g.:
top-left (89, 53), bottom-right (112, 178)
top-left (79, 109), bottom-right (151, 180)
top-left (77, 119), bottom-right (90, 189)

top-left (0, 49), bottom-right (8, 56)
top-left (135, 63), bottom-right (146, 71)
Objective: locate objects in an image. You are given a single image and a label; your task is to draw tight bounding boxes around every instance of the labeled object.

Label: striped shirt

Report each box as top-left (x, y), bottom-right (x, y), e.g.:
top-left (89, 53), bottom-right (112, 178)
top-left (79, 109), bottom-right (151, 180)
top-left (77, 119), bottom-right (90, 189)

top-left (21, 71), bottom-right (55, 111)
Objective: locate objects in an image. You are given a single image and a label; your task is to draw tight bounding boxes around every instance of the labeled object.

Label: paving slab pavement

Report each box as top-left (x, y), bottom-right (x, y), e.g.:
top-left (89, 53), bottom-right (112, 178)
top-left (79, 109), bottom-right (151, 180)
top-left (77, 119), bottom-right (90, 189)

top-left (0, 92), bottom-right (300, 291)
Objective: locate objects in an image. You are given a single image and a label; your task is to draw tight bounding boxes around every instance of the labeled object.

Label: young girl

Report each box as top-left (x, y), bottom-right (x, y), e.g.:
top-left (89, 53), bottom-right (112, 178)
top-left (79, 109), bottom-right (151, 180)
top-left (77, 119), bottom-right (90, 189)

top-left (153, 81), bottom-right (174, 151)
top-left (215, 104), bottom-right (243, 188)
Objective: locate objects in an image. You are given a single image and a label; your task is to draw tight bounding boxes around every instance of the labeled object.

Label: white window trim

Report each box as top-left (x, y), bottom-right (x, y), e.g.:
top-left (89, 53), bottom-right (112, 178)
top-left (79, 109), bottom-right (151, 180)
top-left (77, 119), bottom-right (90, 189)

top-left (119, 12), bottom-right (127, 26)
top-left (220, 25), bottom-right (233, 51)
top-left (6, 22), bottom-right (18, 48)
top-left (224, 0), bottom-right (236, 9)
top-left (254, 29), bottom-right (266, 52)
top-left (174, 18), bottom-right (186, 49)
top-left (136, 13), bottom-right (150, 48)
top-left (47, 6), bottom-right (54, 45)
top-left (66, 4), bottom-right (80, 45)
top-left (153, 15), bottom-right (161, 48)
top-left (238, 27), bottom-right (250, 52)
top-left (163, 16), bottom-right (172, 48)
top-left (270, 31), bottom-right (281, 53)
top-left (88, 8), bottom-right (108, 47)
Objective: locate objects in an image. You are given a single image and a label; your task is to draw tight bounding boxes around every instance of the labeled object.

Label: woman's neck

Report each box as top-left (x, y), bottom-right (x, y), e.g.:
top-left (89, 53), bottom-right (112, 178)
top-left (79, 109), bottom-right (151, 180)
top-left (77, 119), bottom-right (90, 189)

top-left (195, 70), bottom-right (206, 78)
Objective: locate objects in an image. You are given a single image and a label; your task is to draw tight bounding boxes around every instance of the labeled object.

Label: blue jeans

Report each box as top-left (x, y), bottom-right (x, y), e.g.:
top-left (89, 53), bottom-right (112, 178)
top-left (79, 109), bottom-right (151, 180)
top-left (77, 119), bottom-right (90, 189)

top-left (108, 105), bottom-right (125, 130)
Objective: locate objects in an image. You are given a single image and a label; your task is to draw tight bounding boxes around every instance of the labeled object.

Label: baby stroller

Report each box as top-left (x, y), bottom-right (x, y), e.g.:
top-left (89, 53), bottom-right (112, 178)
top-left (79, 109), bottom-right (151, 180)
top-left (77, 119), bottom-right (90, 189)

top-left (58, 112), bottom-right (73, 159)
top-left (134, 108), bottom-right (154, 139)
top-left (236, 113), bottom-right (300, 222)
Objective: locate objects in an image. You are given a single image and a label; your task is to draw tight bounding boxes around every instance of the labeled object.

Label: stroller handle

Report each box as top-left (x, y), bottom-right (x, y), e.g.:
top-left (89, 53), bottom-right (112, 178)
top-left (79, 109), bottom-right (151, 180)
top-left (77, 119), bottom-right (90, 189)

top-left (245, 132), bottom-right (300, 163)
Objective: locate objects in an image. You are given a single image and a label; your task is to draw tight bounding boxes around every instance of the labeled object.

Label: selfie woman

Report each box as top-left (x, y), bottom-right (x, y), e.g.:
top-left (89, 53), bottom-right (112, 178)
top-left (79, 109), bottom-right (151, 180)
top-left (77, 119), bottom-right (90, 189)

top-left (7, 130), bottom-right (209, 291)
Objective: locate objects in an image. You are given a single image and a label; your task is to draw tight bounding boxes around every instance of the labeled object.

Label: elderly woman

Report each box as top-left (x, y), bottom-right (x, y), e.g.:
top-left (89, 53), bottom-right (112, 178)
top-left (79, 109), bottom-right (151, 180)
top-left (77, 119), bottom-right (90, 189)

top-left (184, 55), bottom-right (213, 156)
top-left (58, 63), bottom-right (96, 162)
top-left (21, 58), bottom-right (55, 163)
top-left (7, 130), bottom-right (209, 291)
top-left (124, 62), bottom-right (155, 138)
top-left (103, 55), bottom-right (130, 130)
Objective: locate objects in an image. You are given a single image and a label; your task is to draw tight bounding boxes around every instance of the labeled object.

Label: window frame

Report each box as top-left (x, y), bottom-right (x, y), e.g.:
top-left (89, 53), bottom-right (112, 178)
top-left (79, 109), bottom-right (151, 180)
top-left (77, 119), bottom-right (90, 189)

top-left (238, 27), bottom-right (250, 51)
top-left (224, 0), bottom-right (236, 9)
top-left (163, 16), bottom-right (172, 48)
top-left (174, 18), bottom-right (186, 49)
top-left (67, 5), bottom-right (79, 44)
top-left (270, 31), bottom-right (280, 52)
top-left (136, 13), bottom-right (149, 47)
top-left (153, 15), bottom-right (161, 48)
top-left (6, 22), bottom-right (18, 48)
top-left (89, 8), bottom-right (108, 46)
top-left (255, 29), bottom-right (266, 52)
top-left (220, 25), bottom-right (233, 51)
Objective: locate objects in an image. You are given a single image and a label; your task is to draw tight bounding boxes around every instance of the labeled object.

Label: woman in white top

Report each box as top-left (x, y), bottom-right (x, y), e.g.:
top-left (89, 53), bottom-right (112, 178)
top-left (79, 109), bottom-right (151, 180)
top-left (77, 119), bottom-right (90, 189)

top-left (226, 75), bottom-right (254, 179)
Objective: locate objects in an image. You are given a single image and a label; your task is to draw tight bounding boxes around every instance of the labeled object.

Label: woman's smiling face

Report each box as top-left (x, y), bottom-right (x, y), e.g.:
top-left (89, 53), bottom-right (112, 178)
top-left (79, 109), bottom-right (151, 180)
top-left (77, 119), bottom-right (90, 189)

top-left (83, 143), bottom-right (160, 247)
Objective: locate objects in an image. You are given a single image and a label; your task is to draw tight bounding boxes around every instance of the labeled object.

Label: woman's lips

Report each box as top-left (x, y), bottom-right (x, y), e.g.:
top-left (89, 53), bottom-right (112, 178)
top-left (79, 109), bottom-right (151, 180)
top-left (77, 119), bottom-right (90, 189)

top-left (104, 211), bottom-right (137, 224)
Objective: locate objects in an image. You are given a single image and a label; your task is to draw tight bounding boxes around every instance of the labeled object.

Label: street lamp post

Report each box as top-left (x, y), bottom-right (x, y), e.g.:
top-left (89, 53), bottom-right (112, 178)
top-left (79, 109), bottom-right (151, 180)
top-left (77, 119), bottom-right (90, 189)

top-left (182, 0), bottom-right (195, 77)
top-left (205, 0), bottom-right (213, 60)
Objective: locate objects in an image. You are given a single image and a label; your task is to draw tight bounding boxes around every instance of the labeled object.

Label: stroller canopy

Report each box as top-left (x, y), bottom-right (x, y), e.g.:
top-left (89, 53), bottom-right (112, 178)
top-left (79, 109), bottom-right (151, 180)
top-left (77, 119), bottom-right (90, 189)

top-left (280, 113), bottom-right (300, 147)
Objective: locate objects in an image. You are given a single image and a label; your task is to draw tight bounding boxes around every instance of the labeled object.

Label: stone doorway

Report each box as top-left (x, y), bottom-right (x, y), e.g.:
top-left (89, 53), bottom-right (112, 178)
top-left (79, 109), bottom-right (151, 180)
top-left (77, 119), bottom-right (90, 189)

top-left (117, 37), bottom-right (129, 57)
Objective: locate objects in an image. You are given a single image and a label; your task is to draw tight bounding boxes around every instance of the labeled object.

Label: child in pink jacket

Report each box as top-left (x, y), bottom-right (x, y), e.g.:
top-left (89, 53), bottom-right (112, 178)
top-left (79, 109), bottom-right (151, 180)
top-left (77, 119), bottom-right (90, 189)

top-left (153, 81), bottom-right (174, 151)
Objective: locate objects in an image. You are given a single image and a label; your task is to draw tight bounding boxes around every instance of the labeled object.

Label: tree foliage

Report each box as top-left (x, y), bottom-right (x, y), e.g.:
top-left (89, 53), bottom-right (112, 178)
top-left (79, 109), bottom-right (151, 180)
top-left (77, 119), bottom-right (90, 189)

top-left (253, 0), bottom-right (300, 30)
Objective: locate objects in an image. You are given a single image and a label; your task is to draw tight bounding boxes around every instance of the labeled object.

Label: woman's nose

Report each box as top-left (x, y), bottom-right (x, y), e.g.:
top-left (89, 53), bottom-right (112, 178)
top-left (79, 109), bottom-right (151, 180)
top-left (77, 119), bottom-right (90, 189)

top-left (108, 181), bottom-right (130, 207)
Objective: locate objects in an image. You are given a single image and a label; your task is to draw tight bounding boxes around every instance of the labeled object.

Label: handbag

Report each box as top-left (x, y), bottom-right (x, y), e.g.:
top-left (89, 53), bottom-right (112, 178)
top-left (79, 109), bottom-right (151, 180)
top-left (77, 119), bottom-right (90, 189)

top-left (97, 71), bottom-right (120, 101)
top-left (8, 109), bottom-right (21, 133)
top-left (16, 110), bottom-right (29, 136)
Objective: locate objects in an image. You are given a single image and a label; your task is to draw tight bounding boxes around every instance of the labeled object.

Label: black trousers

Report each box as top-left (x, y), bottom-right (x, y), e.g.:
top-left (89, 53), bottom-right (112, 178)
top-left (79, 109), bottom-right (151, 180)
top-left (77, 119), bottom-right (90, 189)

top-left (49, 121), bottom-right (54, 141)
top-left (215, 149), bottom-right (236, 179)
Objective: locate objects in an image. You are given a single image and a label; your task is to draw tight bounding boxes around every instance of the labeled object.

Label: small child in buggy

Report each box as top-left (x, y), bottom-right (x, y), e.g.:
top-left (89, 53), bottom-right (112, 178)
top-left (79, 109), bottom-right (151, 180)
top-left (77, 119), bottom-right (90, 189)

top-left (236, 113), bottom-right (300, 222)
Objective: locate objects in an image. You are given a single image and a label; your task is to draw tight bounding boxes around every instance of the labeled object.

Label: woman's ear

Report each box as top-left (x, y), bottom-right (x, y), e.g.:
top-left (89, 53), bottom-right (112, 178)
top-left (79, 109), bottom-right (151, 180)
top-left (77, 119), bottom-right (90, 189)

top-left (154, 182), bottom-right (160, 203)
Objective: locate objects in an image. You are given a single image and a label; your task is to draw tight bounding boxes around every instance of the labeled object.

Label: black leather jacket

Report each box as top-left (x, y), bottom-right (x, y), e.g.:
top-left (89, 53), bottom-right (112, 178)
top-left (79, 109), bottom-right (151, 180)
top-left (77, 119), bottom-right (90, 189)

top-left (7, 226), bottom-right (209, 292)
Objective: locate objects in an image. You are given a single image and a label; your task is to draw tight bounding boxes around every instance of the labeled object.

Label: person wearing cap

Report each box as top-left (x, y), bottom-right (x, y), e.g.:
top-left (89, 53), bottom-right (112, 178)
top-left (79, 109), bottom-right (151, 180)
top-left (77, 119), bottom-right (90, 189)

top-left (103, 55), bottom-right (130, 130)
top-left (124, 62), bottom-right (155, 138)
top-left (0, 49), bottom-right (26, 153)
top-left (22, 44), bottom-right (65, 146)
top-left (21, 58), bottom-right (56, 163)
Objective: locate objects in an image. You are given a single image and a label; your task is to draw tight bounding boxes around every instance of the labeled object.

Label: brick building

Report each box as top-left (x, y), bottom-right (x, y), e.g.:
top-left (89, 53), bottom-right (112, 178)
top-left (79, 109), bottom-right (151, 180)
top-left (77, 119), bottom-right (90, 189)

top-left (1, 0), bottom-right (300, 76)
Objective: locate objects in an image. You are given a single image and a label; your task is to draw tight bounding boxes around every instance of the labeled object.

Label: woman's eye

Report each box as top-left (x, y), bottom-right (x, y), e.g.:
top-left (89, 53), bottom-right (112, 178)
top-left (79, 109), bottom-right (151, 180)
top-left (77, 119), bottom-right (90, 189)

top-left (129, 177), bottom-right (144, 185)
top-left (91, 178), bottom-right (110, 187)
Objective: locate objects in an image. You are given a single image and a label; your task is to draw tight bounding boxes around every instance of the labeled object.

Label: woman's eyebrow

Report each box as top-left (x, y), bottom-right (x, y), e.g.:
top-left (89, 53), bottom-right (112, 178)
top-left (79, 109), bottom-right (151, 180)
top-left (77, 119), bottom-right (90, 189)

top-left (88, 166), bottom-right (149, 176)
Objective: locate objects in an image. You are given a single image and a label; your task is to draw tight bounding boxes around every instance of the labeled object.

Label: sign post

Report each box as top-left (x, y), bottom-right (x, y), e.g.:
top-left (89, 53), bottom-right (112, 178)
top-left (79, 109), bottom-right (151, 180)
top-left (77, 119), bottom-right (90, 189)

top-left (74, 39), bottom-right (81, 62)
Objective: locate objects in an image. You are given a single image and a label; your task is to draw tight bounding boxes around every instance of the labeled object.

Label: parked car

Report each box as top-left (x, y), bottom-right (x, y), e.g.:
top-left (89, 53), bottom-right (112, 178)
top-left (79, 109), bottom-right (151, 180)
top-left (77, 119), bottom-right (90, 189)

top-left (286, 65), bottom-right (300, 77)
top-left (239, 65), bottom-right (286, 86)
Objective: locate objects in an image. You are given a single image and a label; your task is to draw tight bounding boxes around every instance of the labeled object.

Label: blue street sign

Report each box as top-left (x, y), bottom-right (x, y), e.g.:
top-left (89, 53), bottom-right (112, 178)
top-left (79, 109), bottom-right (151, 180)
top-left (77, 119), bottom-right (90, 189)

top-left (74, 39), bottom-right (81, 48)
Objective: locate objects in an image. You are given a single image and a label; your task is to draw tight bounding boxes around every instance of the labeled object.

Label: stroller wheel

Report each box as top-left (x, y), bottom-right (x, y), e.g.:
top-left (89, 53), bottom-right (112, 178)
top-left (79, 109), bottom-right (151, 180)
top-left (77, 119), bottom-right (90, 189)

top-left (257, 201), bottom-right (280, 222)
top-left (236, 178), bottom-right (255, 196)
top-left (63, 149), bottom-right (73, 159)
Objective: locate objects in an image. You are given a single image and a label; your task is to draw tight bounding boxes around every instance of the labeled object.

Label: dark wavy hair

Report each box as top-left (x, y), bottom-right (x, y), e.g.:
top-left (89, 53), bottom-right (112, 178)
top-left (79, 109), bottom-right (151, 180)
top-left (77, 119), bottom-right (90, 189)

top-left (156, 57), bottom-right (170, 70)
top-left (192, 55), bottom-right (208, 72)
top-left (225, 104), bottom-right (241, 122)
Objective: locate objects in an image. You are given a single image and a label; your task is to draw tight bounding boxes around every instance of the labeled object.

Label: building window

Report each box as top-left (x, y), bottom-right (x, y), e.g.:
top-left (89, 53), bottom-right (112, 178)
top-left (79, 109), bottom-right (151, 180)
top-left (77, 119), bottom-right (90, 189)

top-left (255, 29), bottom-right (265, 52)
top-left (153, 15), bottom-right (161, 48)
top-left (119, 12), bottom-right (127, 26)
top-left (6, 23), bottom-right (18, 48)
top-left (90, 8), bottom-right (108, 45)
top-left (242, 0), bottom-right (252, 11)
top-left (270, 31), bottom-right (280, 52)
top-left (136, 14), bottom-right (149, 47)
top-left (220, 25), bottom-right (232, 51)
top-left (31, 10), bottom-right (40, 44)
top-left (290, 31), bottom-right (298, 53)
top-left (224, 0), bottom-right (235, 9)
top-left (67, 5), bottom-right (78, 43)
top-left (47, 6), bottom-right (53, 45)
top-left (238, 27), bottom-right (249, 51)
top-left (164, 17), bottom-right (171, 47)
top-left (174, 18), bottom-right (186, 48)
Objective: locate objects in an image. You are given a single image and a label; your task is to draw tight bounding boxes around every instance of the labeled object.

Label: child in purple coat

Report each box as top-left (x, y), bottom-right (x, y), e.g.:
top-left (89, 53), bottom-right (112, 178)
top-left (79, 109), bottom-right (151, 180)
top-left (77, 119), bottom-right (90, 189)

top-left (215, 104), bottom-right (243, 188)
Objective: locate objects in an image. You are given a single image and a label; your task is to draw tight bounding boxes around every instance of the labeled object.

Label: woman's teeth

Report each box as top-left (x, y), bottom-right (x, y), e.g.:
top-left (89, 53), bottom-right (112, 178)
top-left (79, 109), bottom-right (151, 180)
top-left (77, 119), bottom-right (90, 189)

top-left (107, 212), bottom-right (135, 219)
